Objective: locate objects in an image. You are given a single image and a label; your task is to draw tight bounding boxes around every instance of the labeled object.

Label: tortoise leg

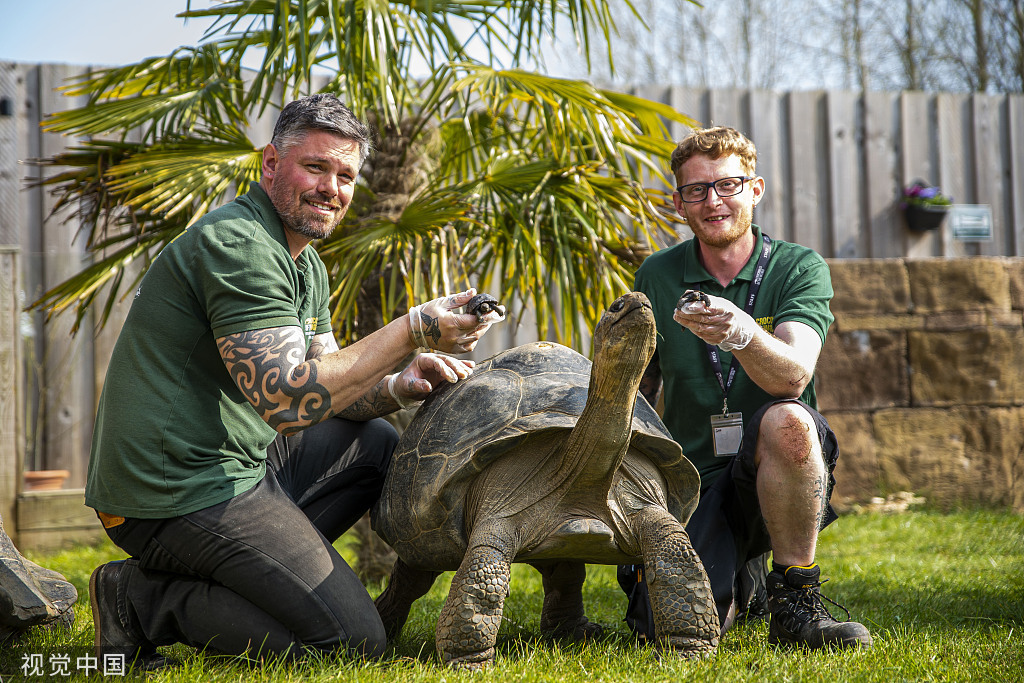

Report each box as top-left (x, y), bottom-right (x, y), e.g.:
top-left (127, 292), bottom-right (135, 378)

top-left (436, 528), bottom-right (515, 670)
top-left (373, 558), bottom-right (440, 641)
top-left (532, 561), bottom-right (603, 641)
top-left (635, 507), bottom-right (719, 658)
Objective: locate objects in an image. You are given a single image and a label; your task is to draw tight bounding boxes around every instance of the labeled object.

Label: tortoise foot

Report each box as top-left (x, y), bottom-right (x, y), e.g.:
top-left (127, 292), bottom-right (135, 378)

top-left (658, 635), bottom-right (718, 660)
top-left (444, 648), bottom-right (494, 670)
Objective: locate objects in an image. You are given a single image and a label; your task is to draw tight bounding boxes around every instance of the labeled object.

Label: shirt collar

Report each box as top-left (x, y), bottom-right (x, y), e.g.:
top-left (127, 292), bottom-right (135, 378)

top-left (682, 224), bottom-right (765, 286)
top-left (246, 184), bottom-right (291, 251)
top-left (245, 184), bottom-right (311, 270)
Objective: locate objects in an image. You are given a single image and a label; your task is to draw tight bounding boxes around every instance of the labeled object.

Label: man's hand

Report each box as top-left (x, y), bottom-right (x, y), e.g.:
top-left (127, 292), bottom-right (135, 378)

top-left (408, 289), bottom-right (502, 353)
top-left (674, 290), bottom-right (760, 352)
top-left (388, 353), bottom-right (476, 408)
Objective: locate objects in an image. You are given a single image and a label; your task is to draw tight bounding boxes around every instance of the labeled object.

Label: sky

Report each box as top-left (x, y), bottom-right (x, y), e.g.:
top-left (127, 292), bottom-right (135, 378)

top-left (0, 1), bottom-right (212, 66)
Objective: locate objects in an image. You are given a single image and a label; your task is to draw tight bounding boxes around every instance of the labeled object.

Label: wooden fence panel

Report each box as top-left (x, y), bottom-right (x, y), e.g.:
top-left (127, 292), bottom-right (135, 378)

top-left (827, 90), bottom-right (863, 258)
top-left (937, 93), bottom-right (973, 257)
top-left (747, 89), bottom-right (785, 241)
top-left (37, 64), bottom-right (93, 487)
top-left (788, 91), bottom-right (828, 254)
top-left (707, 88), bottom-right (746, 132)
top-left (863, 91), bottom-right (901, 258)
top-left (972, 94), bottom-right (1006, 256)
top-left (1010, 95), bottom-right (1024, 254)
top-left (6, 67), bottom-right (1024, 546)
top-left (0, 63), bottom-right (26, 531)
top-left (0, 250), bottom-right (22, 533)
top-left (900, 91), bottom-right (940, 257)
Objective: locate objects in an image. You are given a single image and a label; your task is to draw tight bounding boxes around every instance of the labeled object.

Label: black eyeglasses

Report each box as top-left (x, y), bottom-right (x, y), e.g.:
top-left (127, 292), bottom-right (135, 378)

top-left (676, 176), bottom-right (754, 203)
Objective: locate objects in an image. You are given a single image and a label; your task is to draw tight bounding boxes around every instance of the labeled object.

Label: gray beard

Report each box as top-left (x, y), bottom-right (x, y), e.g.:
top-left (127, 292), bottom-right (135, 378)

top-left (269, 187), bottom-right (342, 241)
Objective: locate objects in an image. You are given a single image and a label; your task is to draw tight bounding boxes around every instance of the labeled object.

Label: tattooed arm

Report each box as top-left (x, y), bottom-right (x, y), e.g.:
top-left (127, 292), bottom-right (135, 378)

top-left (304, 330), bottom-right (338, 360)
top-left (218, 318), bottom-right (477, 434)
top-left (302, 331), bottom-right (394, 420)
top-left (217, 318), bottom-right (417, 434)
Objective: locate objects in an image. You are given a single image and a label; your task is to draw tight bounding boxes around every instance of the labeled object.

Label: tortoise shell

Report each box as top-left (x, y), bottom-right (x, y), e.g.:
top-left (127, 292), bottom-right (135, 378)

top-left (372, 340), bottom-right (700, 569)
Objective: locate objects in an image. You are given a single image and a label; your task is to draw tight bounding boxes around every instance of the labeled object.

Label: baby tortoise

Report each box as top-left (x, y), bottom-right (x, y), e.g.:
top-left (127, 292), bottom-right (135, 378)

top-left (466, 293), bottom-right (507, 322)
top-left (677, 290), bottom-right (711, 310)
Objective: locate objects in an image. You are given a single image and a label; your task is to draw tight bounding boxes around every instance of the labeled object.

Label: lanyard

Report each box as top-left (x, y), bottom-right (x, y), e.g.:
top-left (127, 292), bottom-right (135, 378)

top-left (705, 233), bottom-right (772, 413)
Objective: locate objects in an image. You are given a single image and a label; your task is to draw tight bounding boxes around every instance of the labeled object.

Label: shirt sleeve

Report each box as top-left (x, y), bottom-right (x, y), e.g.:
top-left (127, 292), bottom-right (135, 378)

top-left (772, 253), bottom-right (835, 344)
top-left (195, 229), bottom-right (301, 339)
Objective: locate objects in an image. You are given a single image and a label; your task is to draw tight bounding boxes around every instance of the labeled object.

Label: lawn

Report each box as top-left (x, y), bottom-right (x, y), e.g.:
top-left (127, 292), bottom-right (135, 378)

top-left (4, 508), bottom-right (1022, 681)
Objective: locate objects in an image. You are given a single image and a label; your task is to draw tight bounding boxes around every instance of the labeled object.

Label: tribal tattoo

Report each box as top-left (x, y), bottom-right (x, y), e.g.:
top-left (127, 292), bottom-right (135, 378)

top-left (217, 327), bottom-right (332, 435)
top-left (335, 378), bottom-right (395, 419)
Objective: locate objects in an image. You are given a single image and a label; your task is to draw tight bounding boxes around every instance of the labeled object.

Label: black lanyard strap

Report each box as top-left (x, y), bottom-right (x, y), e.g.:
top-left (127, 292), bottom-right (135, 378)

top-left (705, 233), bottom-right (772, 404)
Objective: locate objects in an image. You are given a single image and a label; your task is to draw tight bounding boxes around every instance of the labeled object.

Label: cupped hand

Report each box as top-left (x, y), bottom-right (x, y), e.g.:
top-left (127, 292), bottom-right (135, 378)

top-left (408, 288), bottom-right (501, 353)
top-left (674, 291), bottom-right (757, 351)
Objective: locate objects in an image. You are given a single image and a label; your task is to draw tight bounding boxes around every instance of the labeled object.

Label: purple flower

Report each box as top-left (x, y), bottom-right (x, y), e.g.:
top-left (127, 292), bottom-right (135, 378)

top-left (901, 180), bottom-right (951, 207)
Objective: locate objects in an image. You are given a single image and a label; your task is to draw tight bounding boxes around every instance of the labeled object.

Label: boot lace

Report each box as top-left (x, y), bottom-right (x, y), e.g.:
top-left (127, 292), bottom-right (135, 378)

top-left (790, 578), bottom-right (853, 623)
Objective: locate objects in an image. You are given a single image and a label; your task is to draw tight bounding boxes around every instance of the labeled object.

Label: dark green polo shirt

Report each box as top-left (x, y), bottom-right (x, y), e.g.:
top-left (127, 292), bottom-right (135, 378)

top-left (633, 226), bottom-right (834, 489)
top-left (86, 185), bottom-right (333, 518)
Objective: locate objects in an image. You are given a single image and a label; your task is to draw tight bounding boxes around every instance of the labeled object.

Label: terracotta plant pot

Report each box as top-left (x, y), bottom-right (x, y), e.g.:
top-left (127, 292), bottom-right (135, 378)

top-left (23, 469), bottom-right (70, 491)
top-left (903, 204), bottom-right (949, 232)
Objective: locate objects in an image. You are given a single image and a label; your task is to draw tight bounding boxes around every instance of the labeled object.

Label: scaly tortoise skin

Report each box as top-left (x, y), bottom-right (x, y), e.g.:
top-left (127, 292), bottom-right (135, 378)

top-left (371, 292), bottom-right (719, 669)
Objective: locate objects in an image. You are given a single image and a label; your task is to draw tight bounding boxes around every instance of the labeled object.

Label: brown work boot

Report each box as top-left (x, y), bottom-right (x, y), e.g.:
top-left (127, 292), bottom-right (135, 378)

top-left (767, 564), bottom-right (872, 650)
top-left (89, 561), bottom-right (173, 671)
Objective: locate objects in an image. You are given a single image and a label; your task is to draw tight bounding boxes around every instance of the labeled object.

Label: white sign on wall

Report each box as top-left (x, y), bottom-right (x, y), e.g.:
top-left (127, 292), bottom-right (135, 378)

top-left (950, 204), bottom-right (993, 242)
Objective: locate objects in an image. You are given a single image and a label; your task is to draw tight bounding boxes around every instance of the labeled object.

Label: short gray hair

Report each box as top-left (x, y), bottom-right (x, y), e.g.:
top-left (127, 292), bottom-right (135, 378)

top-left (270, 94), bottom-right (373, 164)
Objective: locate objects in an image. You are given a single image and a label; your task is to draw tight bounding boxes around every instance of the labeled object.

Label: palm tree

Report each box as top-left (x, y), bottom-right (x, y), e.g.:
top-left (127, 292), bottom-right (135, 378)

top-left (31, 1), bottom-right (697, 581)
top-left (32, 0), bottom-right (695, 350)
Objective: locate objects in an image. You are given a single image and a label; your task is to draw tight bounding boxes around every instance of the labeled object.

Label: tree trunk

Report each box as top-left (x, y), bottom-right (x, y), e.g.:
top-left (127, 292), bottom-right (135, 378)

top-left (347, 113), bottom-right (424, 583)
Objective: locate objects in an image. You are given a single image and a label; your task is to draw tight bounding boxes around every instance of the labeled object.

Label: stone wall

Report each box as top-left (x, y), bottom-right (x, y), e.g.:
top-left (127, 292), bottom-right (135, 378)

top-left (818, 258), bottom-right (1024, 512)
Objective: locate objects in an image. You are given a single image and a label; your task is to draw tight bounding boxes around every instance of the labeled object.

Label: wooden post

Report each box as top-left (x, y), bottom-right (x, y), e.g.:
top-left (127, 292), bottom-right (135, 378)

top-left (1, 63), bottom-right (24, 540)
top-left (35, 64), bottom-right (94, 488)
top-left (0, 249), bottom-right (22, 540)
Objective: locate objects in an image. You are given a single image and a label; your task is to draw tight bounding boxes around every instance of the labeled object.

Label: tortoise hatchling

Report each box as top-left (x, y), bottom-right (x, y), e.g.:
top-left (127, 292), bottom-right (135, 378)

top-left (677, 289), bottom-right (711, 310)
top-left (372, 291), bottom-right (719, 669)
top-left (466, 293), bottom-right (507, 323)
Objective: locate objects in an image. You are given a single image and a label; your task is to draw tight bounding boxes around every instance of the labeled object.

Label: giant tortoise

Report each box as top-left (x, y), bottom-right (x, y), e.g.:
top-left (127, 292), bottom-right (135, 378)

top-left (371, 291), bottom-right (719, 668)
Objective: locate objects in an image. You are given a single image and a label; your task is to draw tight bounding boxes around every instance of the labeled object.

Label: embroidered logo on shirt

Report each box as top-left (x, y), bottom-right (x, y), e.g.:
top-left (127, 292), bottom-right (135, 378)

top-left (303, 317), bottom-right (318, 337)
top-left (756, 315), bottom-right (774, 334)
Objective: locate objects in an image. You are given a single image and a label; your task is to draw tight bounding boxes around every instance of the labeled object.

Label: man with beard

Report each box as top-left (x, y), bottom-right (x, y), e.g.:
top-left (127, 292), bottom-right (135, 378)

top-left (618, 126), bottom-right (872, 650)
top-left (85, 94), bottom-right (495, 667)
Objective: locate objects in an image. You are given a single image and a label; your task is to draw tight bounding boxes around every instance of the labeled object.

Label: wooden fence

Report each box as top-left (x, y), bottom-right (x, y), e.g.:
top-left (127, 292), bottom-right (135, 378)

top-left (1, 61), bottom-right (1023, 546)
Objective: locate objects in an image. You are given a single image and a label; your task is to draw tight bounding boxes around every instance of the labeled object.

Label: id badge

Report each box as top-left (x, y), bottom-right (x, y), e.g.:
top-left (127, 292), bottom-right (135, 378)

top-left (711, 412), bottom-right (744, 457)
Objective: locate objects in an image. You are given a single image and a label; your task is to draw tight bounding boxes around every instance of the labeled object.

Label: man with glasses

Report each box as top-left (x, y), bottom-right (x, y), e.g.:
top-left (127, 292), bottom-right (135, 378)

top-left (618, 126), bottom-right (872, 650)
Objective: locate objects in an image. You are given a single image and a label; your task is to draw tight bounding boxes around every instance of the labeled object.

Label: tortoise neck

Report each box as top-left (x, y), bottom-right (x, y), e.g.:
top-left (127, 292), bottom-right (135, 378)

top-left (553, 348), bottom-right (646, 493)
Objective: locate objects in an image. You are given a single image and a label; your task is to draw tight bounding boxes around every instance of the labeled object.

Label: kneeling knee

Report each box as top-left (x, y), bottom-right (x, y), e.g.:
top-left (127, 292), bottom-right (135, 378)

top-left (758, 404), bottom-right (819, 466)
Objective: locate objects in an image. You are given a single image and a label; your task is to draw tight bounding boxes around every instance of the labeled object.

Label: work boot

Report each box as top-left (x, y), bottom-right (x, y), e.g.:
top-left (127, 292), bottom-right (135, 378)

top-left (89, 561), bottom-right (173, 671)
top-left (767, 564), bottom-right (872, 650)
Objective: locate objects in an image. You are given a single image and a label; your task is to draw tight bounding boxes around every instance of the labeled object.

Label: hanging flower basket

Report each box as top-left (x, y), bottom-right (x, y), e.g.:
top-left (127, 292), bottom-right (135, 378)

top-left (900, 180), bottom-right (952, 233)
top-left (903, 203), bottom-right (949, 232)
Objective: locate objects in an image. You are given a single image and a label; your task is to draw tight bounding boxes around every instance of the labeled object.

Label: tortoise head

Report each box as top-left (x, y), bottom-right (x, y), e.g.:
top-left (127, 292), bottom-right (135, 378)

top-left (592, 292), bottom-right (657, 383)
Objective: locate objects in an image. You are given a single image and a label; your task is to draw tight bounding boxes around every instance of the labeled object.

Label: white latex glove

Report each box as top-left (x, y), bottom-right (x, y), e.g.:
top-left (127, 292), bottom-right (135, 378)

top-left (387, 353), bottom-right (476, 409)
top-left (407, 289), bottom-right (476, 353)
top-left (674, 290), bottom-right (759, 352)
top-left (408, 289), bottom-right (506, 353)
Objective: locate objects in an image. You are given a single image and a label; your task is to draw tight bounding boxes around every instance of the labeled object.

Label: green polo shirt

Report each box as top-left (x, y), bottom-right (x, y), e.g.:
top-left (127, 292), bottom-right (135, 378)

top-left (86, 185), bottom-right (333, 518)
top-left (633, 226), bottom-right (834, 490)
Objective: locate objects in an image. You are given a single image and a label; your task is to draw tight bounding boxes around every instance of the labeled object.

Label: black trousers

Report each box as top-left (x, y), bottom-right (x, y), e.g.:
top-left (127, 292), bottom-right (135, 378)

top-left (103, 416), bottom-right (397, 659)
top-left (619, 399), bottom-right (840, 636)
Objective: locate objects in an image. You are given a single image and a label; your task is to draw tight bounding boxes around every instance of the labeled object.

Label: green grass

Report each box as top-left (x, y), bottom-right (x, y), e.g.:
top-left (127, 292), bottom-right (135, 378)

top-left (5, 509), bottom-right (1023, 681)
